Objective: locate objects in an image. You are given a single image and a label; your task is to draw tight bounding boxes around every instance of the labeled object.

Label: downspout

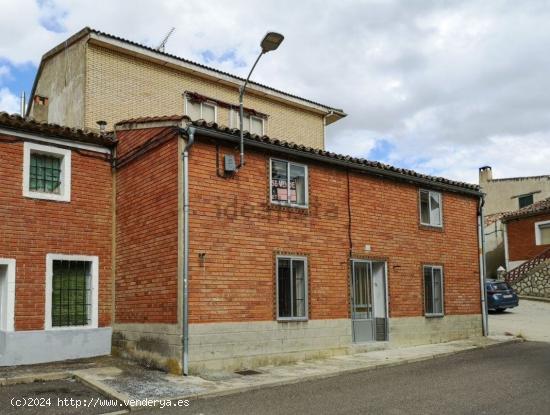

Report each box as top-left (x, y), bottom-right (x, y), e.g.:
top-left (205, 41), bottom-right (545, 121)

top-left (478, 195), bottom-right (489, 336)
top-left (503, 221), bottom-right (510, 271)
top-left (180, 126), bottom-right (195, 375)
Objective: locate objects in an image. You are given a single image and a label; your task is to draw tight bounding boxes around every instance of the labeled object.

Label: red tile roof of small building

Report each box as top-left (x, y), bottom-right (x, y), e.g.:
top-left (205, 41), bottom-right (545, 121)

top-left (501, 197), bottom-right (550, 222)
top-left (0, 112), bottom-right (115, 147)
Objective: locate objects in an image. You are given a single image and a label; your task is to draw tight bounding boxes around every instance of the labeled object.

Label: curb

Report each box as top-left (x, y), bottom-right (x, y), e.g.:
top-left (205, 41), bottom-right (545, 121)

top-left (519, 295), bottom-right (550, 303)
top-left (72, 372), bottom-right (130, 411)
top-left (0, 371), bottom-right (70, 386)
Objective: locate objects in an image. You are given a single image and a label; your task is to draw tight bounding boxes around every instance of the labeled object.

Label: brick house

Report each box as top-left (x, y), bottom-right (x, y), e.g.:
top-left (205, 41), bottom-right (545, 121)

top-left (112, 116), bottom-right (485, 374)
top-left (27, 27), bottom-right (345, 149)
top-left (0, 113), bottom-right (114, 365)
top-left (1, 112), bottom-right (485, 371)
top-left (502, 197), bottom-right (550, 270)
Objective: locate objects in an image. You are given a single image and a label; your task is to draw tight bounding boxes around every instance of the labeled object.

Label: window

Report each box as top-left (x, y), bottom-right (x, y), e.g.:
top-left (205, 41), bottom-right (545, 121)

top-left (0, 258), bottom-right (15, 332)
top-left (535, 220), bottom-right (550, 245)
top-left (184, 95), bottom-right (217, 122)
top-left (45, 254), bottom-right (98, 329)
top-left (424, 265), bottom-right (444, 316)
top-left (277, 256), bottom-right (308, 320)
top-left (270, 159), bottom-right (308, 208)
top-left (232, 111), bottom-right (265, 135)
top-left (420, 189), bottom-right (442, 227)
top-left (23, 142), bottom-right (71, 202)
top-left (518, 194), bottom-right (534, 209)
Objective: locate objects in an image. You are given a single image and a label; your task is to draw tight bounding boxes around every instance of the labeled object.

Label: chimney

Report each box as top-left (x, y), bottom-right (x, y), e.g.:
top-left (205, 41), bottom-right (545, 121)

top-left (96, 120), bottom-right (107, 135)
top-left (32, 95), bottom-right (49, 123)
top-left (479, 166), bottom-right (492, 184)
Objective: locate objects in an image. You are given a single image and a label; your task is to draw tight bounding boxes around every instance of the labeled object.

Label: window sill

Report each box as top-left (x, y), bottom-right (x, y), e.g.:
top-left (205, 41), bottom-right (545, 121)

top-left (277, 318), bottom-right (309, 323)
top-left (424, 314), bottom-right (445, 319)
top-left (419, 223), bottom-right (444, 232)
top-left (23, 190), bottom-right (70, 203)
top-left (269, 203), bottom-right (309, 215)
top-left (46, 325), bottom-right (97, 331)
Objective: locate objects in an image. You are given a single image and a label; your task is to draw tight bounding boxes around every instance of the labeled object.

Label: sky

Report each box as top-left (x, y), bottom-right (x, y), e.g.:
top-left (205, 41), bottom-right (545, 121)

top-left (1, 0), bottom-right (549, 183)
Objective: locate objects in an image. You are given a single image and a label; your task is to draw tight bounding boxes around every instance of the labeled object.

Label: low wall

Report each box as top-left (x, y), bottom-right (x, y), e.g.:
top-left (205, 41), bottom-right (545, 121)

top-left (389, 314), bottom-right (483, 347)
top-left (0, 327), bottom-right (112, 366)
top-left (512, 260), bottom-right (550, 299)
top-left (112, 323), bottom-right (182, 373)
top-left (188, 319), bottom-right (352, 373)
top-left (188, 315), bottom-right (483, 373)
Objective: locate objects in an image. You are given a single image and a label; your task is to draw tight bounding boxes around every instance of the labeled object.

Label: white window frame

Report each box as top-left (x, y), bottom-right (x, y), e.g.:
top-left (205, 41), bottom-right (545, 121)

top-left (23, 142), bottom-right (71, 202)
top-left (184, 94), bottom-right (218, 122)
top-left (423, 265), bottom-right (444, 317)
top-left (276, 255), bottom-right (308, 321)
top-left (419, 189), bottom-right (443, 227)
top-left (535, 220), bottom-right (550, 246)
top-left (45, 254), bottom-right (99, 330)
top-left (230, 108), bottom-right (265, 135)
top-left (270, 158), bottom-right (309, 209)
top-left (0, 258), bottom-right (16, 332)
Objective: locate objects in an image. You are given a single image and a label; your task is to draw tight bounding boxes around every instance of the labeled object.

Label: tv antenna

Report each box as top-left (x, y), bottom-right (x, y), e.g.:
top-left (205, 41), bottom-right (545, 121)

top-left (156, 27), bottom-right (175, 52)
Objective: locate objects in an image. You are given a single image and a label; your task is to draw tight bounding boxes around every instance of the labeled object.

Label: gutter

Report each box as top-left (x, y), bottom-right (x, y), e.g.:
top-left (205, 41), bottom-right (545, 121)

top-left (478, 195), bottom-right (489, 336)
top-left (190, 125), bottom-right (482, 197)
top-left (179, 126), bottom-right (195, 376)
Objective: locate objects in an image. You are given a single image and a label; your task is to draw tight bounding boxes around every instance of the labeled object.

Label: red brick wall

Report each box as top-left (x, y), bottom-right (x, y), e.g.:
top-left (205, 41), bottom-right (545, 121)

top-left (186, 137), bottom-right (481, 323)
top-left (507, 212), bottom-right (550, 261)
top-left (0, 137), bottom-right (112, 330)
top-left (115, 128), bottom-right (180, 324)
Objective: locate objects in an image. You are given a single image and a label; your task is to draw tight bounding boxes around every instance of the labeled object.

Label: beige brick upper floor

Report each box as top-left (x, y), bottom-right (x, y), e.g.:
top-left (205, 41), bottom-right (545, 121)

top-left (85, 44), bottom-right (326, 149)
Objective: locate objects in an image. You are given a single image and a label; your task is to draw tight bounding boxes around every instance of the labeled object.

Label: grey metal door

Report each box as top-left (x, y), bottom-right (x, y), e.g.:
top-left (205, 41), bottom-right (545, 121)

top-left (351, 260), bottom-right (388, 342)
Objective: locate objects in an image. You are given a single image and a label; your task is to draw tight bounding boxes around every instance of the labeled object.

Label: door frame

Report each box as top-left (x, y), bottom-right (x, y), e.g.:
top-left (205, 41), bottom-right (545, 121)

top-left (350, 258), bottom-right (389, 343)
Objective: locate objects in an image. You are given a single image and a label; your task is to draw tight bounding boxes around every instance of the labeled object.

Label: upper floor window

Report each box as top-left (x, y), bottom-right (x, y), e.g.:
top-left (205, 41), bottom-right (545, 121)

top-left (535, 220), bottom-right (550, 245)
top-left (518, 194), bottom-right (534, 209)
top-left (270, 159), bottom-right (308, 208)
top-left (23, 142), bottom-right (71, 202)
top-left (185, 95), bottom-right (217, 123)
top-left (232, 111), bottom-right (265, 136)
top-left (420, 189), bottom-right (442, 227)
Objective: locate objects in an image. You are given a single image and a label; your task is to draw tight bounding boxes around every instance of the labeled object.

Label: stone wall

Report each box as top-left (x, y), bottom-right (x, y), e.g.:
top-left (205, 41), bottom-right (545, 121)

top-left (512, 260), bottom-right (550, 299)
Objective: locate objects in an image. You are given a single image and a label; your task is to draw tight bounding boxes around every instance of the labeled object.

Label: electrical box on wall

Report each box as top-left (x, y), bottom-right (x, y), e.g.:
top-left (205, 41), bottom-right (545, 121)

top-left (224, 155), bottom-right (236, 173)
top-left (364, 244), bottom-right (371, 252)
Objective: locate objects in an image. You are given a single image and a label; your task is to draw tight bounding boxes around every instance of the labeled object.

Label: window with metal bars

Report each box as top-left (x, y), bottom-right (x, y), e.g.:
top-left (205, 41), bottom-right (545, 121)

top-left (30, 153), bottom-right (62, 194)
top-left (51, 260), bottom-right (91, 327)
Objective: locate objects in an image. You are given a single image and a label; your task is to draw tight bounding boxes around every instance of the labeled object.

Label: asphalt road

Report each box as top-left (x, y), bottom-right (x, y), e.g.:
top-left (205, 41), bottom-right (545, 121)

top-left (142, 341), bottom-right (550, 415)
top-left (0, 378), bottom-right (121, 415)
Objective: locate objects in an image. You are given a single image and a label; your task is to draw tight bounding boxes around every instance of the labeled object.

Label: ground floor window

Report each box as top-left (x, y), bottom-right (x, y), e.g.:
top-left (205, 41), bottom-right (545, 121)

top-left (46, 254), bottom-right (98, 329)
top-left (277, 256), bottom-right (308, 320)
top-left (424, 265), bottom-right (444, 316)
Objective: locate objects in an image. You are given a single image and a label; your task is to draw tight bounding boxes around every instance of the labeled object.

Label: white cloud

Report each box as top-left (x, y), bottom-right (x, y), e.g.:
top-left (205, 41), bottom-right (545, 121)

top-left (0, 87), bottom-right (20, 114)
top-left (0, 0), bottom-right (549, 183)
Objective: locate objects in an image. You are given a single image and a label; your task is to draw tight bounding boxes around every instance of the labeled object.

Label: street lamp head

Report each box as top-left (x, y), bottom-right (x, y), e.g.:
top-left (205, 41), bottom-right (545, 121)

top-left (261, 32), bottom-right (284, 53)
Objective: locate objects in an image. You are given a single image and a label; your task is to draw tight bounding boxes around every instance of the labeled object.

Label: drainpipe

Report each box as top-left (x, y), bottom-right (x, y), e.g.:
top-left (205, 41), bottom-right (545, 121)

top-left (180, 126), bottom-right (195, 375)
top-left (478, 195), bottom-right (489, 336)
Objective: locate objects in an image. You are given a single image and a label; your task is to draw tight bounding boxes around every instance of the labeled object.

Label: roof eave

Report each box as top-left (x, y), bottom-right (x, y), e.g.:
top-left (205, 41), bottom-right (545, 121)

top-left (186, 124), bottom-right (482, 197)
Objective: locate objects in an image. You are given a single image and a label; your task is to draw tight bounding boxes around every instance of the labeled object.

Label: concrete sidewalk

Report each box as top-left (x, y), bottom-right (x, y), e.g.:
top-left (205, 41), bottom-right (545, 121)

top-left (28, 335), bottom-right (517, 411)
